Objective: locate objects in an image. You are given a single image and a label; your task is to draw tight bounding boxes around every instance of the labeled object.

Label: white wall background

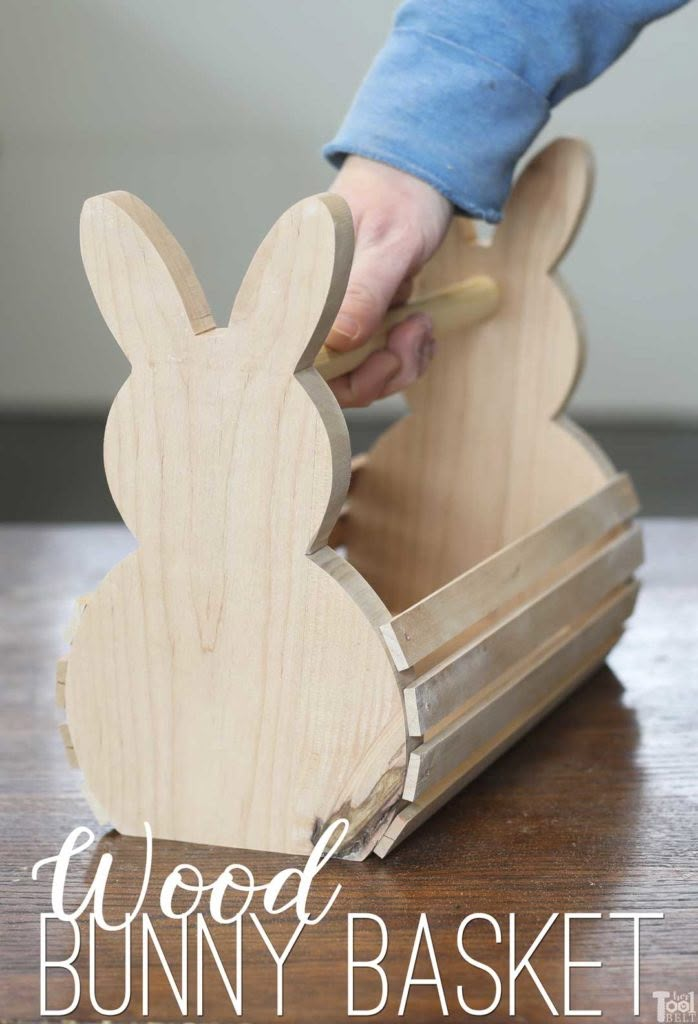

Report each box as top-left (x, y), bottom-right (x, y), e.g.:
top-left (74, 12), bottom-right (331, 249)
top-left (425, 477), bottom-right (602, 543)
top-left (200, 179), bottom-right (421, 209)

top-left (0, 0), bottom-right (696, 420)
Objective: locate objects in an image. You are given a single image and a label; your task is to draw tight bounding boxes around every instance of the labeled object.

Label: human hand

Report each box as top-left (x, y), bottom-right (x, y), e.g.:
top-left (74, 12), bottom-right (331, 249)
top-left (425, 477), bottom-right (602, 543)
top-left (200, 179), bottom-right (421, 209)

top-left (327, 156), bottom-right (452, 408)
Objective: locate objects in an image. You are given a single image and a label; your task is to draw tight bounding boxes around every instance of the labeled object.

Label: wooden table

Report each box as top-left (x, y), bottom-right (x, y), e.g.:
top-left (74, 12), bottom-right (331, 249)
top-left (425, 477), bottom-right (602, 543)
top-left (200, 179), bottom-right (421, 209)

top-left (1, 522), bottom-right (696, 1023)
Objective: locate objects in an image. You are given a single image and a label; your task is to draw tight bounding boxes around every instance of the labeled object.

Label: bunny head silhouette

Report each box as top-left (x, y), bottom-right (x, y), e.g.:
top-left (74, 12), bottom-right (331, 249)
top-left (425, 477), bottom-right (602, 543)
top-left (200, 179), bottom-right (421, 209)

top-left (67, 191), bottom-right (406, 858)
top-left (345, 138), bottom-right (616, 614)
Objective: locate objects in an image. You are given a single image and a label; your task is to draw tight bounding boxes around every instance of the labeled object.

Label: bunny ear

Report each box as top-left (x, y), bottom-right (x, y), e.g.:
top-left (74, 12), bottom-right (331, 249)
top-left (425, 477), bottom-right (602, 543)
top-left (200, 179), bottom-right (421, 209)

top-left (80, 191), bottom-right (214, 363)
top-left (229, 193), bottom-right (354, 375)
top-left (493, 138), bottom-right (594, 271)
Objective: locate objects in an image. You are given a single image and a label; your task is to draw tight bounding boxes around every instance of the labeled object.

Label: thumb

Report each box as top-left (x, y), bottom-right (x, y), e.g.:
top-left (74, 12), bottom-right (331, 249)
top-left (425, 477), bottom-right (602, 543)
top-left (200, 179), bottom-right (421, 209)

top-left (326, 222), bottom-right (419, 352)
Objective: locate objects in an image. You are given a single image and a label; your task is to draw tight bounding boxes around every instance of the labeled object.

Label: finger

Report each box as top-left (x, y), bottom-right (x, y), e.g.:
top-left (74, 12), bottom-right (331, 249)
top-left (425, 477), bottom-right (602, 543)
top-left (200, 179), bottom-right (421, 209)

top-left (328, 311), bottom-right (435, 408)
top-left (328, 350), bottom-right (401, 409)
top-left (381, 312), bottom-right (435, 396)
top-left (391, 276), bottom-right (414, 308)
top-left (326, 233), bottom-right (417, 353)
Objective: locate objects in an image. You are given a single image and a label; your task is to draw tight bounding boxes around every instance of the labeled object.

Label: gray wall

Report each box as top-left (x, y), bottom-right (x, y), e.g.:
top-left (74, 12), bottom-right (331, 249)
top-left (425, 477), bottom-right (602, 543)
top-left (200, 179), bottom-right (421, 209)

top-left (0, 0), bottom-right (696, 420)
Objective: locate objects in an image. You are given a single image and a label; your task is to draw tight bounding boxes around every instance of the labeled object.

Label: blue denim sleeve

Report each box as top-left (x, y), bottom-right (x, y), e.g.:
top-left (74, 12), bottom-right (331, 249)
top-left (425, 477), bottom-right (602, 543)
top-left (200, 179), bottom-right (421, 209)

top-left (323, 0), bottom-right (689, 221)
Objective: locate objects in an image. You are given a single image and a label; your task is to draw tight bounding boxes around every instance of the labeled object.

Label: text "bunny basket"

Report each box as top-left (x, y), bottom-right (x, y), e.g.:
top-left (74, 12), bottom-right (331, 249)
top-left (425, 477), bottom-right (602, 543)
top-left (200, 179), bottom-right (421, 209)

top-left (57, 139), bottom-right (642, 860)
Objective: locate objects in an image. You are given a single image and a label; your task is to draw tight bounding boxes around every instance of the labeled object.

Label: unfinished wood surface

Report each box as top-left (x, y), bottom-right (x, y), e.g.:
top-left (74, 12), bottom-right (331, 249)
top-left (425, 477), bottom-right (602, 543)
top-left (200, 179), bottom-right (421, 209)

top-left (55, 655), bottom-right (68, 709)
top-left (374, 641), bottom-right (617, 859)
top-left (402, 582), bottom-right (638, 803)
top-left (375, 581), bottom-right (639, 857)
top-left (327, 454), bottom-right (368, 548)
top-left (344, 138), bottom-right (617, 615)
top-left (58, 722), bottom-right (78, 769)
top-left (382, 473), bottom-right (639, 670)
top-left (404, 523), bottom-right (643, 736)
top-left (60, 138), bottom-right (643, 863)
top-left (315, 275), bottom-right (500, 381)
top-left (64, 592), bottom-right (90, 644)
top-left (64, 190), bottom-right (406, 859)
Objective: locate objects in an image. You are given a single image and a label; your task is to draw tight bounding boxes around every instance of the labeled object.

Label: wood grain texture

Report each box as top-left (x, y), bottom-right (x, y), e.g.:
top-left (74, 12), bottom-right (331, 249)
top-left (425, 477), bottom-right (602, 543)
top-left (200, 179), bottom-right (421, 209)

top-left (399, 581), bottom-right (639, 807)
top-left (1, 523), bottom-right (695, 1022)
top-left (57, 139), bottom-right (641, 868)
top-left (382, 474), bottom-right (639, 670)
top-left (344, 139), bottom-right (616, 615)
top-left (404, 522), bottom-right (643, 736)
top-left (64, 191), bottom-right (406, 858)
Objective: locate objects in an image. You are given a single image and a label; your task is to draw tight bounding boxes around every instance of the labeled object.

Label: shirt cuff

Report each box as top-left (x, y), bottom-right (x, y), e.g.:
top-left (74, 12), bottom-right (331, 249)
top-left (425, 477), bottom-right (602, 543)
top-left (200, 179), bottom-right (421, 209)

top-left (323, 28), bottom-right (551, 222)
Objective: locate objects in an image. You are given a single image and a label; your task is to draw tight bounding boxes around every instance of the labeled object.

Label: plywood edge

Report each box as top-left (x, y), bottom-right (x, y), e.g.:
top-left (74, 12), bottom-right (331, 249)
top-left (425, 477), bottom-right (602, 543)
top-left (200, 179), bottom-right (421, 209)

top-left (304, 547), bottom-right (408, 859)
top-left (383, 474), bottom-right (639, 670)
top-left (327, 505), bottom-right (350, 549)
top-left (328, 454), bottom-right (370, 549)
top-left (311, 546), bottom-right (394, 633)
top-left (379, 621), bottom-right (411, 672)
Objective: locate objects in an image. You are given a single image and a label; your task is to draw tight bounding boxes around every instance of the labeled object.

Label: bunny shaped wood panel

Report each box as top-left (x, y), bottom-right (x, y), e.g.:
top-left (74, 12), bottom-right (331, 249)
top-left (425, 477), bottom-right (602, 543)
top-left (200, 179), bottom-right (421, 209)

top-left (344, 139), bottom-right (616, 614)
top-left (59, 137), bottom-right (641, 860)
top-left (64, 191), bottom-right (407, 858)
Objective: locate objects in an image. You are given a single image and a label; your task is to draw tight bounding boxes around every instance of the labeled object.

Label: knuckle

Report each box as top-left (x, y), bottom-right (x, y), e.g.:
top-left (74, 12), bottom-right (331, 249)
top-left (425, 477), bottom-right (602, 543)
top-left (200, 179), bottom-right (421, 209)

top-left (343, 280), bottom-right (380, 315)
top-left (361, 211), bottom-right (423, 258)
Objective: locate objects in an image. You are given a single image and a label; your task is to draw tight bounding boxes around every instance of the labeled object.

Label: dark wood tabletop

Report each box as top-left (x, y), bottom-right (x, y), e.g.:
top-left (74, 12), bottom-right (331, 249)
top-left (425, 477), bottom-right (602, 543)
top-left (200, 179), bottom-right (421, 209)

top-left (0, 521), bottom-right (696, 1024)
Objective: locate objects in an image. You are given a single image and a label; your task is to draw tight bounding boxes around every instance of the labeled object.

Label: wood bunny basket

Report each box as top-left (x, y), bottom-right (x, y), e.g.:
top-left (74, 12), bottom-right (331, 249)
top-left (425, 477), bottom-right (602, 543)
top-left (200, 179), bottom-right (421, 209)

top-left (57, 138), bottom-right (642, 860)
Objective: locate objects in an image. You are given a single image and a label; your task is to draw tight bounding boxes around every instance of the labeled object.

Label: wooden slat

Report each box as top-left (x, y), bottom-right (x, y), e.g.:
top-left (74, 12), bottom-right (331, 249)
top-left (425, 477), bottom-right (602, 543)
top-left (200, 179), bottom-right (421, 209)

top-left (402, 581), bottom-right (638, 803)
top-left (376, 582), bottom-right (638, 857)
top-left (404, 523), bottom-right (643, 736)
top-left (375, 643), bottom-right (615, 858)
top-left (381, 474), bottom-right (639, 670)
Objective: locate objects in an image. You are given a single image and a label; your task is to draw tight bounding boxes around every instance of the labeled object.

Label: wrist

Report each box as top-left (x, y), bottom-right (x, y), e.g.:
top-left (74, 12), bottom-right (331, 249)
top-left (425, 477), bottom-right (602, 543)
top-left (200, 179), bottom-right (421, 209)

top-left (331, 154), bottom-right (452, 268)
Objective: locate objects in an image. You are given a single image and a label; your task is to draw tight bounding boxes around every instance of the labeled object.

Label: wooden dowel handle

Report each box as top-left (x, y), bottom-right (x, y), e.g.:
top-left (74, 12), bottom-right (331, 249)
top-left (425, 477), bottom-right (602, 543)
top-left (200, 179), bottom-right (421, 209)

top-left (315, 274), bottom-right (500, 382)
